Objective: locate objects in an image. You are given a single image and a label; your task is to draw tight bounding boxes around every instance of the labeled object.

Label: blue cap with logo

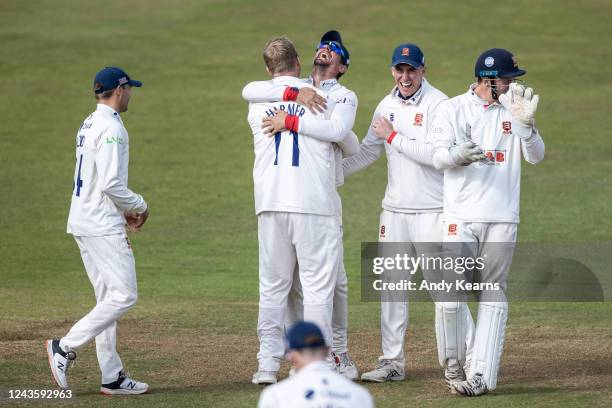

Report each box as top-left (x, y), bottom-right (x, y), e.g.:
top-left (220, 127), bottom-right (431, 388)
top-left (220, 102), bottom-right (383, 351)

top-left (474, 48), bottom-right (526, 78)
top-left (286, 321), bottom-right (326, 350)
top-left (391, 43), bottom-right (425, 68)
top-left (93, 67), bottom-right (142, 94)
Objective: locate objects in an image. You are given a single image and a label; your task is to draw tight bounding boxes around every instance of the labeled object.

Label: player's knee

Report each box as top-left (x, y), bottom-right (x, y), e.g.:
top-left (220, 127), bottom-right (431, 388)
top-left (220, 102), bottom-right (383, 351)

top-left (125, 291), bottom-right (138, 309)
top-left (435, 301), bottom-right (464, 312)
top-left (114, 290), bottom-right (138, 311)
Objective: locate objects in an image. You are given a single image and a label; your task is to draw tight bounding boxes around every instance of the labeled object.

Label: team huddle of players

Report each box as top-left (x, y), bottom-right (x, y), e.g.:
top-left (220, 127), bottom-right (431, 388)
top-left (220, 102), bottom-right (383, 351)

top-left (243, 30), bottom-right (544, 403)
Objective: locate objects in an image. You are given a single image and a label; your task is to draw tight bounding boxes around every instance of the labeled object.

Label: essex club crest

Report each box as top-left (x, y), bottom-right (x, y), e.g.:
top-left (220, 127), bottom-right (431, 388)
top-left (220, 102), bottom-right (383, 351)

top-left (413, 113), bottom-right (424, 126)
top-left (502, 121), bottom-right (512, 134)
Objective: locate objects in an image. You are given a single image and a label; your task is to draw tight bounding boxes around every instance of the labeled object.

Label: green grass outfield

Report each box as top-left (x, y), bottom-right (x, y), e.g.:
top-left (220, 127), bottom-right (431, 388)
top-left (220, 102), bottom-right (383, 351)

top-left (1, 0), bottom-right (611, 406)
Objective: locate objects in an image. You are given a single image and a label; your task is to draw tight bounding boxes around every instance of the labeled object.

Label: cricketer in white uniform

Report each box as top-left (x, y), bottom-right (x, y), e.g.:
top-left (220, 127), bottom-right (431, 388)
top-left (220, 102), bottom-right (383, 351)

top-left (430, 48), bottom-right (544, 396)
top-left (343, 43), bottom-right (475, 382)
top-left (246, 37), bottom-right (346, 385)
top-left (258, 321), bottom-right (374, 408)
top-left (45, 67), bottom-right (149, 395)
top-left (242, 30), bottom-right (360, 380)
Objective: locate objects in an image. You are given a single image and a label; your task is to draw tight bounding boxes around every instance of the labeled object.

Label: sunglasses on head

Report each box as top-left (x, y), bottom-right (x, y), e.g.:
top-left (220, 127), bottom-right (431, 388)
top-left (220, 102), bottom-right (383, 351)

top-left (317, 41), bottom-right (346, 60)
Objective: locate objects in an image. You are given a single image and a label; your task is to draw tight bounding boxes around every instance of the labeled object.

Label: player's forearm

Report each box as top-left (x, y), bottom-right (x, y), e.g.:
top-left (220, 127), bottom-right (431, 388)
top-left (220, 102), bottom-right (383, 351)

top-left (242, 81), bottom-right (285, 103)
top-left (342, 143), bottom-right (383, 176)
top-left (521, 127), bottom-right (545, 164)
top-left (432, 147), bottom-right (460, 170)
top-left (337, 130), bottom-right (360, 158)
top-left (298, 103), bottom-right (356, 143)
top-left (102, 179), bottom-right (148, 213)
top-left (388, 132), bottom-right (435, 166)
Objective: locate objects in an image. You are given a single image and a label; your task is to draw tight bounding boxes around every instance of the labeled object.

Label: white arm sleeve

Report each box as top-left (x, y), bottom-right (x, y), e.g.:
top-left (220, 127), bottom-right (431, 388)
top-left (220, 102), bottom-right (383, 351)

top-left (241, 80), bottom-right (286, 102)
top-left (342, 102), bottom-right (385, 176)
top-left (95, 126), bottom-right (147, 213)
top-left (389, 133), bottom-right (435, 166)
top-left (337, 130), bottom-right (360, 158)
top-left (521, 125), bottom-right (545, 164)
top-left (342, 143), bottom-right (384, 176)
top-left (298, 92), bottom-right (357, 143)
top-left (430, 102), bottom-right (461, 170)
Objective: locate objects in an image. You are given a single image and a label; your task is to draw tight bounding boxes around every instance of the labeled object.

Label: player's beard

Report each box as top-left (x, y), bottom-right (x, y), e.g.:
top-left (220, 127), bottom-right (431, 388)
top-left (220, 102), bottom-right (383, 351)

top-left (312, 63), bottom-right (332, 79)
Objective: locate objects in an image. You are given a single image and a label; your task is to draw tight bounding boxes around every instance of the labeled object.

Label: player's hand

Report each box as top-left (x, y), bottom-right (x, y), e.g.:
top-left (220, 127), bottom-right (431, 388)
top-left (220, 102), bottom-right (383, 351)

top-left (124, 211), bottom-right (140, 233)
top-left (449, 141), bottom-right (487, 165)
top-left (125, 208), bottom-right (149, 232)
top-left (262, 109), bottom-right (288, 137)
top-left (372, 117), bottom-right (395, 140)
top-left (499, 82), bottom-right (539, 126)
top-left (296, 87), bottom-right (327, 114)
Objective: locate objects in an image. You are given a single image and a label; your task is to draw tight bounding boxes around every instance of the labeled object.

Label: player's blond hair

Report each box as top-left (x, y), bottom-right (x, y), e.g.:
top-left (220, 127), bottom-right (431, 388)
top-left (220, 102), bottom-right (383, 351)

top-left (263, 36), bottom-right (299, 75)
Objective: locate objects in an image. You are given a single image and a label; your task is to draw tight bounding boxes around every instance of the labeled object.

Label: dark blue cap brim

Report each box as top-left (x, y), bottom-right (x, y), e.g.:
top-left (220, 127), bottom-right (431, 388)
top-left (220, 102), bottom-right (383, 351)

top-left (392, 57), bottom-right (423, 68)
top-left (498, 69), bottom-right (526, 78)
top-left (128, 79), bottom-right (143, 87)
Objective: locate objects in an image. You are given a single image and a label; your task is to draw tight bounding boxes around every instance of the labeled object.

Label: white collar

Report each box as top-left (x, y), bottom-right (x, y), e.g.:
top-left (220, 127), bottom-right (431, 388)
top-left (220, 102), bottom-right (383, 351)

top-left (96, 103), bottom-right (121, 117)
top-left (307, 76), bottom-right (338, 91)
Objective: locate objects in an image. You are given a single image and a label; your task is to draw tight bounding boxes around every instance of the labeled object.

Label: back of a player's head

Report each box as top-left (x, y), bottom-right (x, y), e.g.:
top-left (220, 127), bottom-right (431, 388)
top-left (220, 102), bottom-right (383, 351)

top-left (263, 36), bottom-right (299, 75)
top-left (286, 321), bottom-right (327, 359)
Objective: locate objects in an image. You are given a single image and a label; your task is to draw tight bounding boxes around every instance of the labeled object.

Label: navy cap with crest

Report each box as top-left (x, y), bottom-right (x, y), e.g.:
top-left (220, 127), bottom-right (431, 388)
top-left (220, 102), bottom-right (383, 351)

top-left (319, 30), bottom-right (350, 66)
top-left (391, 43), bottom-right (425, 68)
top-left (93, 67), bottom-right (142, 94)
top-left (286, 321), bottom-right (326, 350)
top-left (474, 48), bottom-right (526, 78)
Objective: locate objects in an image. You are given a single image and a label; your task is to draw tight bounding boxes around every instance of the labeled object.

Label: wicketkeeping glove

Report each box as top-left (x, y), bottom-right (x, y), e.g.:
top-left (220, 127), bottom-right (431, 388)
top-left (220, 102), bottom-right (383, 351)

top-left (499, 83), bottom-right (539, 129)
top-left (449, 141), bottom-right (487, 166)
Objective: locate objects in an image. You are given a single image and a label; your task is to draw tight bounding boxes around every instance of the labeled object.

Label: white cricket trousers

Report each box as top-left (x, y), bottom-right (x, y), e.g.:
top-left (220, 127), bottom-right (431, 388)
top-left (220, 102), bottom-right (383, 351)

top-left (257, 212), bottom-right (340, 372)
top-left (60, 233), bottom-right (137, 384)
top-left (436, 221), bottom-right (517, 390)
top-left (377, 210), bottom-right (450, 365)
top-left (285, 229), bottom-right (349, 354)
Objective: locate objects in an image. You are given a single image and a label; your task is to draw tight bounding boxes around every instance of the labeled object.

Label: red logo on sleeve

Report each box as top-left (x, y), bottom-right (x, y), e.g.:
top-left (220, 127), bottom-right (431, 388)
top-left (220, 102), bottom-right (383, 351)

top-left (496, 152), bottom-right (505, 162)
top-left (380, 225), bottom-right (386, 238)
top-left (502, 121), bottom-right (512, 134)
top-left (448, 224), bottom-right (457, 235)
top-left (413, 113), bottom-right (424, 126)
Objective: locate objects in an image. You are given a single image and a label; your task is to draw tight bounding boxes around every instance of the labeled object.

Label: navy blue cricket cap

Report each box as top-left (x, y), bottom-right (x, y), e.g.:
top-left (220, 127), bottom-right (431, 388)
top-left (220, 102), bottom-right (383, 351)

top-left (93, 67), bottom-right (142, 94)
top-left (320, 30), bottom-right (350, 66)
top-left (475, 48), bottom-right (526, 78)
top-left (286, 321), bottom-right (326, 350)
top-left (391, 43), bottom-right (425, 68)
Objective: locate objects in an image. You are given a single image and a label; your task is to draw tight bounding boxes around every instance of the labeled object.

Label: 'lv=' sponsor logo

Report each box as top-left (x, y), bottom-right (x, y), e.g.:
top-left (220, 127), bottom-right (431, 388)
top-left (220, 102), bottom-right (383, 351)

top-left (448, 224), bottom-right (457, 235)
top-left (106, 136), bottom-right (124, 144)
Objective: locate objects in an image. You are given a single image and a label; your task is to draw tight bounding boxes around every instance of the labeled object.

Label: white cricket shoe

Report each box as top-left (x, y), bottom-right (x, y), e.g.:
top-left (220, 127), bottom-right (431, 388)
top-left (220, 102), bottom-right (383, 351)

top-left (360, 359), bottom-right (404, 383)
top-left (100, 371), bottom-right (149, 395)
top-left (444, 365), bottom-right (466, 392)
top-left (251, 370), bottom-right (277, 385)
top-left (333, 351), bottom-right (359, 380)
top-left (45, 339), bottom-right (77, 390)
top-left (453, 373), bottom-right (489, 397)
